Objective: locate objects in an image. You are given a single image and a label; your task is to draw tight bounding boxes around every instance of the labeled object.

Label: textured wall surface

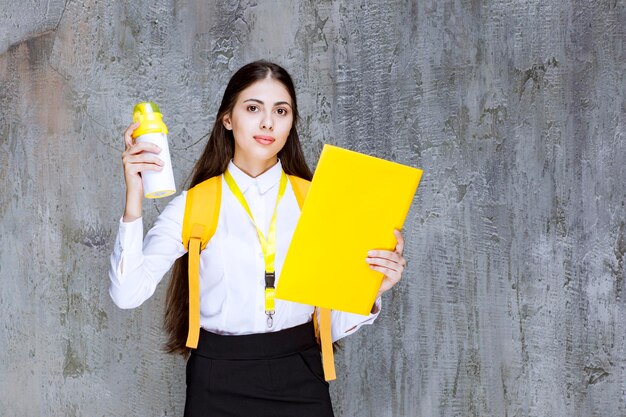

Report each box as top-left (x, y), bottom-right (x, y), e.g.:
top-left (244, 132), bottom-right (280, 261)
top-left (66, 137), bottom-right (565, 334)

top-left (1, 0), bottom-right (625, 416)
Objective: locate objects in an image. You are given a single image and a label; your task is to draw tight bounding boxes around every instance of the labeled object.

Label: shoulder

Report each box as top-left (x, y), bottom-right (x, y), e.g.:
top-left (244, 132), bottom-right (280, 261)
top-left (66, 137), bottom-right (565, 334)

top-left (150, 190), bottom-right (188, 229)
top-left (163, 190), bottom-right (188, 213)
top-left (287, 174), bottom-right (311, 191)
top-left (286, 175), bottom-right (310, 208)
top-left (287, 174), bottom-right (310, 183)
top-left (187, 174), bottom-right (223, 193)
top-left (185, 175), bottom-right (223, 211)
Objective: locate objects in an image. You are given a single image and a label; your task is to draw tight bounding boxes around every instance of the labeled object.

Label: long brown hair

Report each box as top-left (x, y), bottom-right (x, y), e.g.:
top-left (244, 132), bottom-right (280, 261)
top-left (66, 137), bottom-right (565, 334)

top-left (164, 60), bottom-right (313, 355)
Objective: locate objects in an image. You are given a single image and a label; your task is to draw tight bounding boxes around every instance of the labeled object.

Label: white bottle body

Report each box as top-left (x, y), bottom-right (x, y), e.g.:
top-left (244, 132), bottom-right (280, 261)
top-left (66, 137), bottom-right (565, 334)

top-left (135, 132), bottom-right (176, 198)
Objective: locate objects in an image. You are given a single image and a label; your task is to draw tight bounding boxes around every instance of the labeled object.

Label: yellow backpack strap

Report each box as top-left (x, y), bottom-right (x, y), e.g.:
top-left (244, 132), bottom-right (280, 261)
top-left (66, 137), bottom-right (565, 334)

top-left (182, 175), bottom-right (222, 348)
top-left (319, 307), bottom-right (335, 380)
top-left (288, 174), bottom-right (310, 207)
top-left (288, 175), bottom-right (336, 382)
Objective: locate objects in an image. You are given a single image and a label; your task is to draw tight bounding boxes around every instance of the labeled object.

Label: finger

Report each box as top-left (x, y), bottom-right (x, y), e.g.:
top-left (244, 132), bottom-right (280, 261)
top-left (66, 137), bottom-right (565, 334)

top-left (394, 229), bottom-right (404, 255)
top-left (125, 153), bottom-right (165, 166)
top-left (368, 264), bottom-right (402, 283)
top-left (126, 144), bottom-right (164, 158)
top-left (123, 122), bottom-right (141, 149)
top-left (126, 162), bottom-right (164, 173)
top-left (126, 141), bottom-right (162, 155)
top-left (367, 250), bottom-right (403, 264)
top-left (366, 256), bottom-right (404, 273)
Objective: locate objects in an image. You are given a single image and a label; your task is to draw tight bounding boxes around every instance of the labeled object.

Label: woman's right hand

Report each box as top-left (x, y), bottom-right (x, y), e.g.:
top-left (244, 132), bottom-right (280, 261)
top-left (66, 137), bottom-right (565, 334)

top-left (121, 122), bottom-right (164, 222)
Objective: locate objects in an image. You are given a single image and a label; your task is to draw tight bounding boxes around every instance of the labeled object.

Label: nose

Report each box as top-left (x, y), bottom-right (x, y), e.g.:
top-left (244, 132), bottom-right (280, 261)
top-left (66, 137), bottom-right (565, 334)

top-left (260, 112), bottom-right (273, 131)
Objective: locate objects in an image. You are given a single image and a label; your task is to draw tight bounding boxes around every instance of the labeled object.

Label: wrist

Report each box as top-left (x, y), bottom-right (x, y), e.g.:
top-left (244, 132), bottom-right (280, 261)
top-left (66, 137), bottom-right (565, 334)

top-left (123, 189), bottom-right (143, 222)
top-left (122, 212), bottom-right (141, 223)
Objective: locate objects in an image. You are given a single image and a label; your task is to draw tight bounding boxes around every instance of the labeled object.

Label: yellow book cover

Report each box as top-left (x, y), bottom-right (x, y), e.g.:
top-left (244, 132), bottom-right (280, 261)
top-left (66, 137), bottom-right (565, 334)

top-left (276, 144), bottom-right (423, 315)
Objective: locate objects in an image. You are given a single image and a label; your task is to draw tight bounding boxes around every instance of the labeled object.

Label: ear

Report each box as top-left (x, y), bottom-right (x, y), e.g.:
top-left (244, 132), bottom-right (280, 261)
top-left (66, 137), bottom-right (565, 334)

top-left (222, 113), bottom-right (233, 130)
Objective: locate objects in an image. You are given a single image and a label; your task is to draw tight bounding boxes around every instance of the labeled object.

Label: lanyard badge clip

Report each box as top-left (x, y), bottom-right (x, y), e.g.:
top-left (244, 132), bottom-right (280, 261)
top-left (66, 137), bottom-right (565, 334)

top-left (265, 271), bottom-right (276, 328)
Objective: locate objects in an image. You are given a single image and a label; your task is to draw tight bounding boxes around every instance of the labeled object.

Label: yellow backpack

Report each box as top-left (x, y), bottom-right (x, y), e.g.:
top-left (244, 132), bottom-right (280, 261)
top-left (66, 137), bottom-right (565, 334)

top-left (181, 174), bottom-right (336, 381)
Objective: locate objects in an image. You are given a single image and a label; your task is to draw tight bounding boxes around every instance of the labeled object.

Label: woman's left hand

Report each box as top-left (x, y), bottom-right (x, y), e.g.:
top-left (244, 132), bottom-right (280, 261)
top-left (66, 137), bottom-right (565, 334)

top-left (366, 229), bottom-right (407, 300)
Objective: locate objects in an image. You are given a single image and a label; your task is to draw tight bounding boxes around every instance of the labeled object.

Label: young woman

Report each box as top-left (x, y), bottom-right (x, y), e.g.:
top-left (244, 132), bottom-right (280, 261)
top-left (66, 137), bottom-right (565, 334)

top-left (109, 60), bottom-right (407, 417)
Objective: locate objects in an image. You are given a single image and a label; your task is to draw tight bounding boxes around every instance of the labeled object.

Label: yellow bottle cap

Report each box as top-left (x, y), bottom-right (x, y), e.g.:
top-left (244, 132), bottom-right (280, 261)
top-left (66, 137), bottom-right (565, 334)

top-left (132, 101), bottom-right (169, 138)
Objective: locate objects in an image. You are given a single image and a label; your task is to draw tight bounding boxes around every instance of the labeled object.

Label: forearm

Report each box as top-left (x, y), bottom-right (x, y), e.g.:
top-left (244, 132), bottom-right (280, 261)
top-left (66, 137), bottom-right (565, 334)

top-left (108, 218), bottom-right (157, 308)
top-left (123, 189), bottom-right (143, 222)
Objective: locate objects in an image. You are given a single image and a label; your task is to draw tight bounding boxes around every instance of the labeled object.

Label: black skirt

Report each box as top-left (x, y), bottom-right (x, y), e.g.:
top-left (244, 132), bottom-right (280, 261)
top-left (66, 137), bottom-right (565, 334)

top-left (184, 321), bottom-right (335, 417)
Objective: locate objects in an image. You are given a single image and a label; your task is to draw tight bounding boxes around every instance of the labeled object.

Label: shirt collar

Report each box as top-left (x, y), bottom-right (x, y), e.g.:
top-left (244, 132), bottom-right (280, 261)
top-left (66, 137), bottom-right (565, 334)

top-left (226, 158), bottom-right (283, 195)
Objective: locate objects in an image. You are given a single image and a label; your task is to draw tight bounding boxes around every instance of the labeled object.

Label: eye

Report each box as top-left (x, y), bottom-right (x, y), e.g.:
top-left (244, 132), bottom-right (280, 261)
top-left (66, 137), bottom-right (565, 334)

top-left (247, 105), bottom-right (259, 112)
top-left (276, 108), bottom-right (288, 116)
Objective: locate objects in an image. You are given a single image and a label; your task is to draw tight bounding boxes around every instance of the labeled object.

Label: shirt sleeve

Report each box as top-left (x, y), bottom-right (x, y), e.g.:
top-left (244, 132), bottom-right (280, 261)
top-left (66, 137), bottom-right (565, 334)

top-left (108, 192), bottom-right (188, 309)
top-left (328, 297), bottom-right (383, 343)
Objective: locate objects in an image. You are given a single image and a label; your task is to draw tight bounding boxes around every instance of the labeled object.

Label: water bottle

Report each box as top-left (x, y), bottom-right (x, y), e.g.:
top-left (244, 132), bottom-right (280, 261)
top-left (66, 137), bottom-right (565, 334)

top-left (131, 102), bottom-right (176, 198)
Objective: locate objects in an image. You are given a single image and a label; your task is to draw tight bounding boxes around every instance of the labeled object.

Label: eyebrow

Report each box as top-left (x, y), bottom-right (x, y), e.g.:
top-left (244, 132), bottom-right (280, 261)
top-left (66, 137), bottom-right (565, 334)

top-left (243, 98), bottom-right (292, 109)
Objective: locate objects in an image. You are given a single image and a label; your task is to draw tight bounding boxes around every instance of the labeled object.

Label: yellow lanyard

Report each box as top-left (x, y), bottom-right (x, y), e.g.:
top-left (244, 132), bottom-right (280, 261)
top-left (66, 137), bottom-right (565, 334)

top-left (223, 168), bottom-right (288, 328)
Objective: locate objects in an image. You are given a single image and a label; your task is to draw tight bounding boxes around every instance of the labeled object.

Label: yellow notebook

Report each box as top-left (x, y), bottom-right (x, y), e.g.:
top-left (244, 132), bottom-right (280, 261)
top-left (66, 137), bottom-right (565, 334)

top-left (276, 144), bottom-right (423, 315)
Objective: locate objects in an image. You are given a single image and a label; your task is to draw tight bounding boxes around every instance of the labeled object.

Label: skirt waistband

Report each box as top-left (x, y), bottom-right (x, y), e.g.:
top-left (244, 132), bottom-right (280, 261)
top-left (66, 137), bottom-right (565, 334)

top-left (194, 321), bottom-right (318, 360)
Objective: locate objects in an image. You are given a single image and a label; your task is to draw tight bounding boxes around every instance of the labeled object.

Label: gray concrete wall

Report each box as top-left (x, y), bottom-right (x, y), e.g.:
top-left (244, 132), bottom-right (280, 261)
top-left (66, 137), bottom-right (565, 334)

top-left (1, 0), bottom-right (624, 416)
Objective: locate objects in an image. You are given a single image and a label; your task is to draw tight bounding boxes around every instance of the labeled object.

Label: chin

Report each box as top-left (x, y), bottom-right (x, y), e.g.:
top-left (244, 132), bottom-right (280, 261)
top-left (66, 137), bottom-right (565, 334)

top-left (250, 148), bottom-right (279, 161)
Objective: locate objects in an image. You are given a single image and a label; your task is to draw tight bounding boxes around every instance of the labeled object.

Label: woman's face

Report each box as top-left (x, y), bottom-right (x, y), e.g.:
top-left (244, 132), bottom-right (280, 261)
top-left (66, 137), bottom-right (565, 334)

top-left (223, 77), bottom-right (294, 166)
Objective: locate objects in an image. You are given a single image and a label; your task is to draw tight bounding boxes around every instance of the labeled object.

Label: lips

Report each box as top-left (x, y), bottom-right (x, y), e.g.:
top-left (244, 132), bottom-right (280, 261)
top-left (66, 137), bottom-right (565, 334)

top-left (254, 135), bottom-right (275, 145)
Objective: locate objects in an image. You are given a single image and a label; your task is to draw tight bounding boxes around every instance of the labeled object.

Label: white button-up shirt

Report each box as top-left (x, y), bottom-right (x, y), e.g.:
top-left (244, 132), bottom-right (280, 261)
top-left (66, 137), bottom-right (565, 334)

top-left (109, 159), bottom-right (380, 342)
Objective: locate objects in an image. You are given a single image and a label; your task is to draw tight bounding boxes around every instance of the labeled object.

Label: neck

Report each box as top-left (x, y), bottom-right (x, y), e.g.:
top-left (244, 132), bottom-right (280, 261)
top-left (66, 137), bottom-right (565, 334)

top-left (232, 155), bottom-right (279, 178)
